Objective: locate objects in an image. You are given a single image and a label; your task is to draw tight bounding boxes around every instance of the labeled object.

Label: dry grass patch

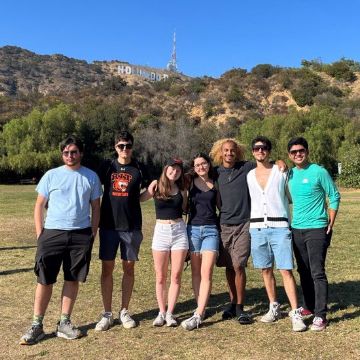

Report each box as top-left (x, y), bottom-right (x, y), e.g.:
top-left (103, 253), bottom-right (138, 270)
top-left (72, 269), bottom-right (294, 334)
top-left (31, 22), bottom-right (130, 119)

top-left (0, 186), bottom-right (359, 359)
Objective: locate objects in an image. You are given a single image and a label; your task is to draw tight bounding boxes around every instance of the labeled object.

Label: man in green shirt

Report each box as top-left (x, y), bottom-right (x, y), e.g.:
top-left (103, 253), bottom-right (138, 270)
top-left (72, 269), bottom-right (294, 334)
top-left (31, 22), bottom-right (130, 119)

top-left (287, 137), bottom-right (340, 331)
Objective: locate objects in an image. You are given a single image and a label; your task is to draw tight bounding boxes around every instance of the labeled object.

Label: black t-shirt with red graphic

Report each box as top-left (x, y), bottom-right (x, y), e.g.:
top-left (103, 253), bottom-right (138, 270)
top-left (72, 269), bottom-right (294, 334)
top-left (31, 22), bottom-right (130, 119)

top-left (98, 159), bottom-right (150, 231)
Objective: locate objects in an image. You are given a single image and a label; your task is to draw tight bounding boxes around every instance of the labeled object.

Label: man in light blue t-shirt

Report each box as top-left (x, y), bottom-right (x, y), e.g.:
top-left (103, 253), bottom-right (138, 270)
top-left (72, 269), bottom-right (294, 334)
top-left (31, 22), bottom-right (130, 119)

top-left (287, 137), bottom-right (340, 332)
top-left (20, 135), bottom-right (102, 345)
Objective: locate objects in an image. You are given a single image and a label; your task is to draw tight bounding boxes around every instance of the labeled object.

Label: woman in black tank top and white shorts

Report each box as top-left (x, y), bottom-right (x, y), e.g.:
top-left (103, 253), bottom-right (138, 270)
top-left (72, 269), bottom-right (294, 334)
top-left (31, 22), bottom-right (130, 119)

top-left (147, 158), bottom-right (188, 327)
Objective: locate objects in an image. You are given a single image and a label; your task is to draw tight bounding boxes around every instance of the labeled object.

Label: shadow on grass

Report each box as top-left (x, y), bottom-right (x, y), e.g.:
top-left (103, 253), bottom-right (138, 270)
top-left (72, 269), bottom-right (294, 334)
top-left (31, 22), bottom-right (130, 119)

top-left (131, 280), bottom-right (360, 325)
top-left (0, 267), bottom-right (33, 275)
top-left (32, 280), bottom-right (360, 339)
top-left (0, 245), bottom-right (36, 251)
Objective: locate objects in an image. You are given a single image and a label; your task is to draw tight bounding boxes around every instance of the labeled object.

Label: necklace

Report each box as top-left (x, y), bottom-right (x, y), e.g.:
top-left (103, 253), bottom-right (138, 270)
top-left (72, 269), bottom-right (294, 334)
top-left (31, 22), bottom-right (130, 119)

top-left (227, 168), bottom-right (234, 182)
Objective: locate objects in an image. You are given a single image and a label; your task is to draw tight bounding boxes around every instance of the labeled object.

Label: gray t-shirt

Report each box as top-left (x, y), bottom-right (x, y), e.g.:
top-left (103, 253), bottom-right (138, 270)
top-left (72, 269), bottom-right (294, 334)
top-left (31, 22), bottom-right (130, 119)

top-left (215, 161), bottom-right (256, 225)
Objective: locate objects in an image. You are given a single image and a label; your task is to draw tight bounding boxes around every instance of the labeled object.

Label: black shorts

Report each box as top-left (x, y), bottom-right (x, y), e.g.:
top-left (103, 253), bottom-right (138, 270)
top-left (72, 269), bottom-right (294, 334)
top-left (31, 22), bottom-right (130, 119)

top-left (34, 228), bottom-right (94, 285)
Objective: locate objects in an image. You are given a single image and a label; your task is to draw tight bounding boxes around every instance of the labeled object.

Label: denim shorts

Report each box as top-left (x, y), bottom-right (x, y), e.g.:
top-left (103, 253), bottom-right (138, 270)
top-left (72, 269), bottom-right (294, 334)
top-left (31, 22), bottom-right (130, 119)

top-left (187, 225), bottom-right (219, 253)
top-left (152, 220), bottom-right (189, 251)
top-left (250, 227), bottom-right (293, 270)
top-left (99, 229), bottom-right (143, 261)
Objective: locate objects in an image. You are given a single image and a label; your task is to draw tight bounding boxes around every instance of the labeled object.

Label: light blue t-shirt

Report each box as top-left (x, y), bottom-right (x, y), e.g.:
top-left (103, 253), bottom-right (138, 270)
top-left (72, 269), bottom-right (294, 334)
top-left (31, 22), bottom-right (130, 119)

top-left (288, 163), bottom-right (340, 229)
top-left (36, 165), bottom-right (102, 230)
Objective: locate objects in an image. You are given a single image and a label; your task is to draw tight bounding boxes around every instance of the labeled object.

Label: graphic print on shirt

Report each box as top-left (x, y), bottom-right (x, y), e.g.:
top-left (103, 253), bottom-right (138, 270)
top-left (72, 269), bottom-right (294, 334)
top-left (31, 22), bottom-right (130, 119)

top-left (111, 172), bottom-right (133, 196)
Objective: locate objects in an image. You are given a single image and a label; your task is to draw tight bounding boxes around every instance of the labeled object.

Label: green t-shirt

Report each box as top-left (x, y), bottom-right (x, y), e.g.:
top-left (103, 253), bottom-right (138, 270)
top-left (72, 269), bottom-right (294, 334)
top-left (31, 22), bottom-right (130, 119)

top-left (288, 163), bottom-right (340, 229)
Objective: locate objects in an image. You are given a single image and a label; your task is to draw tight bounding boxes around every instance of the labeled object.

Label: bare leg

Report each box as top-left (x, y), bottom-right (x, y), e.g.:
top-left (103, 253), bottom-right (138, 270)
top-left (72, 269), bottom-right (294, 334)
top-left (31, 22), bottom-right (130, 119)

top-left (121, 260), bottom-right (135, 310)
top-left (280, 269), bottom-right (298, 310)
top-left (167, 250), bottom-right (187, 313)
top-left (61, 281), bottom-right (79, 315)
top-left (234, 266), bottom-right (246, 305)
top-left (196, 251), bottom-right (217, 316)
top-left (225, 267), bottom-right (237, 304)
top-left (190, 253), bottom-right (201, 303)
top-left (100, 260), bottom-right (115, 312)
top-left (34, 283), bottom-right (53, 316)
top-left (262, 267), bottom-right (277, 303)
top-left (152, 250), bottom-right (170, 313)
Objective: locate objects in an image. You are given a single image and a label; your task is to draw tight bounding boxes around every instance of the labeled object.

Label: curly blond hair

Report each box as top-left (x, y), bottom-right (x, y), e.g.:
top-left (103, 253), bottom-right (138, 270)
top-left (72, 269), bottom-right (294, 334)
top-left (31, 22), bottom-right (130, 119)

top-left (209, 138), bottom-right (246, 165)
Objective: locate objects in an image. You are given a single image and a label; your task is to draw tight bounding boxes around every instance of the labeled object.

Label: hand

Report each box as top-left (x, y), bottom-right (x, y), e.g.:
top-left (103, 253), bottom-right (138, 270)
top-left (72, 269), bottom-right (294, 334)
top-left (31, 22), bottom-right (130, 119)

top-left (326, 223), bottom-right (333, 235)
top-left (148, 180), bottom-right (158, 196)
top-left (276, 159), bottom-right (288, 172)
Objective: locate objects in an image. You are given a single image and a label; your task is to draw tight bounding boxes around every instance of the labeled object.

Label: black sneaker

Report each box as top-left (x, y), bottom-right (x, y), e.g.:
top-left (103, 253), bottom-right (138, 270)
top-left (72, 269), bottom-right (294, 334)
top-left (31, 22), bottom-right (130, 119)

top-left (19, 324), bottom-right (45, 345)
top-left (237, 310), bottom-right (253, 325)
top-left (222, 304), bottom-right (237, 320)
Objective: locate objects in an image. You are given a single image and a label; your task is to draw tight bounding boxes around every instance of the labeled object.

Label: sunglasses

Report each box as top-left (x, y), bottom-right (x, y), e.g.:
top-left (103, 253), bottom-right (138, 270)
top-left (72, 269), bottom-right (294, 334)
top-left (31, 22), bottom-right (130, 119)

top-left (252, 145), bottom-right (269, 152)
top-left (62, 150), bottom-right (79, 157)
top-left (116, 143), bottom-right (133, 150)
top-left (289, 148), bottom-right (306, 155)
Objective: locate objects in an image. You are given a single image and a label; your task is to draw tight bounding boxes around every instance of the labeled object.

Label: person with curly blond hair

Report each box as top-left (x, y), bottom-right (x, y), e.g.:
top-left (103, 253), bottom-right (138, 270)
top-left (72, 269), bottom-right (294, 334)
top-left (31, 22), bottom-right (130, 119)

top-left (210, 138), bottom-right (256, 324)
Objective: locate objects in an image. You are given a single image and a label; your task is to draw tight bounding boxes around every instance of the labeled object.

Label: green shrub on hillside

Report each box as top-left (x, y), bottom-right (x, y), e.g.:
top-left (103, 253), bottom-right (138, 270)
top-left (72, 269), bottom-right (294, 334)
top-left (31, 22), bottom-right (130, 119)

top-left (324, 60), bottom-right (357, 82)
top-left (251, 64), bottom-right (280, 78)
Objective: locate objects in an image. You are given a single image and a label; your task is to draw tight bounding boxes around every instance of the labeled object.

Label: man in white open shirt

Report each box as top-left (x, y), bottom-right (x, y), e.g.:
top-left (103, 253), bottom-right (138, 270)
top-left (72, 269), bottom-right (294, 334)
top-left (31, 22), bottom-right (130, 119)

top-left (247, 136), bottom-right (306, 332)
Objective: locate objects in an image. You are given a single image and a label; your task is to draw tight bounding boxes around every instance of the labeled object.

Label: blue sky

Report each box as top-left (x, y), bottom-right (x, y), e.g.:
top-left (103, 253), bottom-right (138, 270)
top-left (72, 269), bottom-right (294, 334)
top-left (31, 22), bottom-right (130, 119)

top-left (1, 0), bottom-right (359, 77)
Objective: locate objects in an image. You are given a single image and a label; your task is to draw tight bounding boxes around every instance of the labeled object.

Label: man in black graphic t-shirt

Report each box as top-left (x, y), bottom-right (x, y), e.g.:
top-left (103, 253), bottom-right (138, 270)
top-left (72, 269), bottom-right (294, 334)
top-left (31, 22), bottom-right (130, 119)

top-left (95, 131), bottom-right (150, 331)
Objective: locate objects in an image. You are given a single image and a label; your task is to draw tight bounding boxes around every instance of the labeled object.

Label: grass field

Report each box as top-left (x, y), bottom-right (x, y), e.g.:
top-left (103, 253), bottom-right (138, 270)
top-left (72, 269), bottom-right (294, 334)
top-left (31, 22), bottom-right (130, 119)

top-left (0, 185), bottom-right (359, 360)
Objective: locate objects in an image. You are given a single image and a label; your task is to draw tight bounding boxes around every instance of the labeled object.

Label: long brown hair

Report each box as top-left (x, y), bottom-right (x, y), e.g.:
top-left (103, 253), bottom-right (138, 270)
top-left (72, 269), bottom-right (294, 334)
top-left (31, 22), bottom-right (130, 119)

top-left (154, 165), bottom-right (185, 200)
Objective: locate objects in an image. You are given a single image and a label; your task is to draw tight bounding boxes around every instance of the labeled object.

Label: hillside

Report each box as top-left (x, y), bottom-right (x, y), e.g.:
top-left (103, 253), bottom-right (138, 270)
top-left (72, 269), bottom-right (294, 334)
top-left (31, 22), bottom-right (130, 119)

top-left (1, 46), bottom-right (360, 128)
top-left (0, 46), bottom-right (108, 96)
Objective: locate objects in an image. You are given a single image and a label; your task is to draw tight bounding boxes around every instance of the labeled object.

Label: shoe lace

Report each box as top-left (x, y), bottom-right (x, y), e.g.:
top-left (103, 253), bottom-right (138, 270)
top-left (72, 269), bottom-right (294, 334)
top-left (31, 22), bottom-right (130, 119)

top-left (190, 314), bottom-right (201, 328)
top-left (122, 310), bottom-right (133, 322)
top-left (313, 316), bottom-right (323, 325)
top-left (60, 320), bottom-right (75, 330)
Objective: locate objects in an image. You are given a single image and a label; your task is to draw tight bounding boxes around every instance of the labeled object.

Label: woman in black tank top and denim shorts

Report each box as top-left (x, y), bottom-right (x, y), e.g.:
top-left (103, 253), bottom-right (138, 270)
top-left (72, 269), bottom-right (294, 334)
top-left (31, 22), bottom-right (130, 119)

top-left (147, 158), bottom-right (188, 327)
top-left (181, 152), bottom-right (220, 331)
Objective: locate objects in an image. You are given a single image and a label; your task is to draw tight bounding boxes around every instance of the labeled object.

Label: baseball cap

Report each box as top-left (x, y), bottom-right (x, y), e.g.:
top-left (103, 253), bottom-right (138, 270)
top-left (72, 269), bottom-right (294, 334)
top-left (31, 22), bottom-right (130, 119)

top-left (165, 158), bottom-right (183, 168)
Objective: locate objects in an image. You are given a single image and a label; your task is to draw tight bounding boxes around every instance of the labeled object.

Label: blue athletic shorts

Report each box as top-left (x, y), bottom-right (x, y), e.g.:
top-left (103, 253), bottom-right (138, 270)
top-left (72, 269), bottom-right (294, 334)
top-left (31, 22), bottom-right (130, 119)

top-left (99, 229), bottom-right (143, 261)
top-left (250, 227), bottom-right (293, 270)
top-left (187, 225), bottom-right (219, 253)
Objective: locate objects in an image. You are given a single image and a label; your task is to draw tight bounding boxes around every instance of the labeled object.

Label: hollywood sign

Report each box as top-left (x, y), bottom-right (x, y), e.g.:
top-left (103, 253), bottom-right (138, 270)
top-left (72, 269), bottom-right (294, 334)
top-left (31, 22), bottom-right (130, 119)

top-left (117, 64), bottom-right (169, 81)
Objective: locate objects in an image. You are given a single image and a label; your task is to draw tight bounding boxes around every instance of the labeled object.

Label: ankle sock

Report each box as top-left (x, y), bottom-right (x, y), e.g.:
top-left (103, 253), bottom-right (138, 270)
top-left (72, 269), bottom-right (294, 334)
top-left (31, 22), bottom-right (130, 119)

top-left (60, 313), bottom-right (71, 323)
top-left (32, 315), bottom-right (44, 326)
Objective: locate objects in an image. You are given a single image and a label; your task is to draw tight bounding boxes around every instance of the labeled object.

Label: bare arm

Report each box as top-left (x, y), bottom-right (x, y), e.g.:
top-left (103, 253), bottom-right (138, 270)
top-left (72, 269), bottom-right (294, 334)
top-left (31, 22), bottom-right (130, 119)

top-left (216, 190), bottom-right (222, 211)
top-left (181, 189), bottom-right (188, 213)
top-left (34, 194), bottom-right (48, 239)
top-left (327, 209), bottom-right (338, 234)
top-left (91, 198), bottom-right (101, 237)
top-left (140, 179), bottom-right (157, 202)
top-left (275, 159), bottom-right (288, 172)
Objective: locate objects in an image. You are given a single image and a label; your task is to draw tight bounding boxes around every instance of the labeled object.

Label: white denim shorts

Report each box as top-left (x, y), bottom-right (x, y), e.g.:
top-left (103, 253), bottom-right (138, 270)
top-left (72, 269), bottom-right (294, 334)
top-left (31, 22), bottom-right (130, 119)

top-left (152, 220), bottom-right (189, 251)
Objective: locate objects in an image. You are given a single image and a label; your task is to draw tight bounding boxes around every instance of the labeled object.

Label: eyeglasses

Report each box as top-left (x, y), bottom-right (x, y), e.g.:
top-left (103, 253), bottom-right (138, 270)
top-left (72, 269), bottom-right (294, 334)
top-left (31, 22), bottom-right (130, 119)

top-left (62, 150), bottom-right (79, 157)
top-left (252, 145), bottom-right (269, 152)
top-left (289, 148), bottom-right (306, 156)
top-left (194, 162), bottom-right (209, 169)
top-left (116, 143), bottom-right (133, 150)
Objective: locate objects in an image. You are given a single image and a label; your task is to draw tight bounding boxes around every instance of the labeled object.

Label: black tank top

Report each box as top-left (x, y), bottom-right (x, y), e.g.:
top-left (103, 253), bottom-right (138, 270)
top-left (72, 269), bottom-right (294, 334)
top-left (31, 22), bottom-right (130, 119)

top-left (188, 185), bottom-right (218, 225)
top-left (154, 192), bottom-right (183, 220)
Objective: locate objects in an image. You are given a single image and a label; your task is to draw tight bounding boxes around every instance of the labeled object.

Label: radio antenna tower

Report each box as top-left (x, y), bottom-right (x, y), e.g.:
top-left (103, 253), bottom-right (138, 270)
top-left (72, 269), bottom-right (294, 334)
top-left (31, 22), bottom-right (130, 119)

top-left (167, 32), bottom-right (178, 72)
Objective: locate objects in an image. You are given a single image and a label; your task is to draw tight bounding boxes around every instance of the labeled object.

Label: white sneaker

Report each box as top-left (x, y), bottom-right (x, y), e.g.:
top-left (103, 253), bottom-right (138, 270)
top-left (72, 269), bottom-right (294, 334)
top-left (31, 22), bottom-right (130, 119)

top-left (95, 312), bottom-right (114, 331)
top-left (260, 302), bottom-right (281, 323)
top-left (289, 308), bottom-right (307, 332)
top-left (152, 312), bottom-right (166, 327)
top-left (119, 309), bottom-right (136, 329)
top-left (181, 313), bottom-right (202, 331)
top-left (165, 312), bottom-right (177, 327)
